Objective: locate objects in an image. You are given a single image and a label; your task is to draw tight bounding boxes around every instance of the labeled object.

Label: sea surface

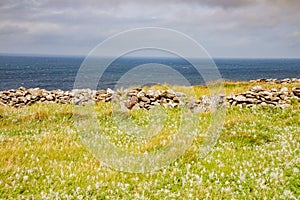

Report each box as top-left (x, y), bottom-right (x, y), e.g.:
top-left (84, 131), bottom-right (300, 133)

top-left (0, 55), bottom-right (300, 91)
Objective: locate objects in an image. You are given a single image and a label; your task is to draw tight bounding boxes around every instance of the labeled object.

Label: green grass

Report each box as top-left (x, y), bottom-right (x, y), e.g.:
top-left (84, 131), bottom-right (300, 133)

top-left (0, 83), bottom-right (299, 199)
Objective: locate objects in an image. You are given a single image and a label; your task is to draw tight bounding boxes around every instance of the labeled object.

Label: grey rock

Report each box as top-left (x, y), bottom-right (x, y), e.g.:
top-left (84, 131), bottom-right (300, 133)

top-left (279, 87), bottom-right (289, 93)
top-left (137, 90), bottom-right (146, 99)
top-left (106, 88), bottom-right (114, 95)
top-left (250, 86), bottom-right (264, 92)
top-left (235, 95), bottom-right (247, 102)
top-left (146, 89), bottom-right (155, 98)
top-left (125, 96), bottom-right (138, 109)
top-left (292, 87), bottom-right (300, 97)
top-left (261, 102), bottom-right (267, 106)
top-left (46, 94), bottom-right (54, 101)
top-left (140, 96), bottom-right (150, 103)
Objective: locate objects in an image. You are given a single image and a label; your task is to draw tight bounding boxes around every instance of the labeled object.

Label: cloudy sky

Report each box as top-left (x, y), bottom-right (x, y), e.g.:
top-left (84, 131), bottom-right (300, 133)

top-left (0, 0), bottom-right (300, 58)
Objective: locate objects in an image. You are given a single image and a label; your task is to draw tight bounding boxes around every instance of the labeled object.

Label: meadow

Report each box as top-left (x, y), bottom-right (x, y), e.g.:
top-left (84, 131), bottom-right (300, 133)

top-left (0, 82), bottom-right (299, 199)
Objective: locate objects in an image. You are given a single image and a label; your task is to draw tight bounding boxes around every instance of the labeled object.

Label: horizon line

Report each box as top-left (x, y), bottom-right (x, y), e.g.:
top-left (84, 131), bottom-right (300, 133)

top-left (0, 52), bottom-right (300, 60)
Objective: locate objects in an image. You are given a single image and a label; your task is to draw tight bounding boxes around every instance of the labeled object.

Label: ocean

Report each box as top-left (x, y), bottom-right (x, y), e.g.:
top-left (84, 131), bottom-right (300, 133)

top-left (0, 55), bottom-right (300, 91)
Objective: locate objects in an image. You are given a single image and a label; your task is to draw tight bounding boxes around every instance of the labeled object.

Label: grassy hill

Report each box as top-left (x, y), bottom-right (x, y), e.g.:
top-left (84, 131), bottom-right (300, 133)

top-left (0, 82), bottom-right (299, 199)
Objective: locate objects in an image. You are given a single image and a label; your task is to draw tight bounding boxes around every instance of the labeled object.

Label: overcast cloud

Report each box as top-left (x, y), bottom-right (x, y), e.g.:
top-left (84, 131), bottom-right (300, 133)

top-left (0, 0), bottom-right (300, 57)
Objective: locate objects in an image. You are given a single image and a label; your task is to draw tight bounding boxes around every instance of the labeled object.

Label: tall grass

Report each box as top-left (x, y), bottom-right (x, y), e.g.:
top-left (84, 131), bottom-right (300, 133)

top-left (0, 82), bottom-right (299, 199)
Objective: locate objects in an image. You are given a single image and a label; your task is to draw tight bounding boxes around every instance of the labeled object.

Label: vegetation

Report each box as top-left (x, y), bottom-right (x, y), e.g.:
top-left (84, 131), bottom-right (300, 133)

top-left (0, 82), bottom-right (299, 199)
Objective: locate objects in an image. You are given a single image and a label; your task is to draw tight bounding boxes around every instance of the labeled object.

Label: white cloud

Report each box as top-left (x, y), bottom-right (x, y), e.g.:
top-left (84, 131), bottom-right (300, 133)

top-left (0, 0), bottom-right (299, 57)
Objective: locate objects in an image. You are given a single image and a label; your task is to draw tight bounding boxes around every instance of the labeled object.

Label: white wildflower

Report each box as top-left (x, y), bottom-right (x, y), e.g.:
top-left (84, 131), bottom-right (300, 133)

top-left (23, 175), bottom-right (29, 181)
top-left (292, 167), bottom-right (299, 173)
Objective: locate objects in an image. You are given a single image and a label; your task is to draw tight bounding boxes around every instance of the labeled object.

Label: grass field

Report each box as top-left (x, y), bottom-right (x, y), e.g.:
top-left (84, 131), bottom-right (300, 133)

top-left (0, 82), bottom-right (299, 199)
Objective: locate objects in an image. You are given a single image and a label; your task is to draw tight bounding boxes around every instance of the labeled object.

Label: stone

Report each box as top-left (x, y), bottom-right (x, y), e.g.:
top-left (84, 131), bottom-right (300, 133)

top-left (292, 87), bottom-right (300, 97)
top-left (271, 88), bottom-right (277, 92)
top-left (31, 95), bottom-right (38, 100)
top-left (46, 94), bottom-right (54, 101)
top-left (281, 78), bottom-right (291, 83)
top-left (151, 101), bottom-right (160, 106)
top-left (280, 87), bottom-right (289, 93)
top-left (160, 97), bottom-right (168, 104)
top-left (18, 86), bottom-right (26, 91)
top-left (271, 97), bottom-right (280, 102)
top-left (173, 97), bottom-right (180, 103)
top-left (247, 98), bottom-right (258, 104)
top-left (139, 101), bottom-right (145, 108)
top-left (260, 91), bottom-right (273, 97)
top-left (125, 96), bottom-right (138, 109)
top-left (245, 94), bottom-right (255, 98)
top-left (279, 95), bottom-right (288, 101)
top-left (15, 91), bottom-right (24, 97)
top-left (18, 97), bottom-right (26, 103)
top-left (146, 89), bottom-right (155, 98)
top-left (28, 88), bottom-right (43, 97)
top-left (1, 91), bottom-right (10, 95)
top-left (133, 87), bottom-right (143, 92)
top-left (261, 102), bottom-right (267, 106)
top-left (235, 95), bottom-right (247, 102)
top-left (144, 104), bottom-right (152, 110)
top-left (169, 102), bottom-right (179, 108)
top-left (250, 86), bottom-right (264, 92)
top-left (137, 90), bottom-right (146, 98)
top-left (12, 97), bottom-right (18, 102)
top-left (131, 104), bottom-right (140, 110)
top-left (140, 96), bottom-right (150, 103)
top-left (162, 90), bottom-right (175, 99)
top-left (187, 98), bottom-right (197, 109)
top-left (96, 90), bottom-right (106, 95)
top-left (106, 88), bottom-right (114, 94)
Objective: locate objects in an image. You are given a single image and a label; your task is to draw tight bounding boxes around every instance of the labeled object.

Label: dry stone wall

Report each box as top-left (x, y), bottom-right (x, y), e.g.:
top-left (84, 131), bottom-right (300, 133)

top-left (0, 79), bottom-right (299, 110)
top-left (226, 86), bottom-right (300, 109)
top-left (249, 78), bottom-right (300, 84)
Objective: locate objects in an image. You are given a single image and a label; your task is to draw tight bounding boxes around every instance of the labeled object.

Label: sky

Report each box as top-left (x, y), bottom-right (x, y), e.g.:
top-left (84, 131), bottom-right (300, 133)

top-left (0, 0), bottom-right (300, 58)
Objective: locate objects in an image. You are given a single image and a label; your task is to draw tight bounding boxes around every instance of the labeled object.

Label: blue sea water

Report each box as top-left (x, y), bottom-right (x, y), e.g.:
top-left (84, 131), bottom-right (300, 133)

top-left (0, 55), bottom-right (299, 91)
